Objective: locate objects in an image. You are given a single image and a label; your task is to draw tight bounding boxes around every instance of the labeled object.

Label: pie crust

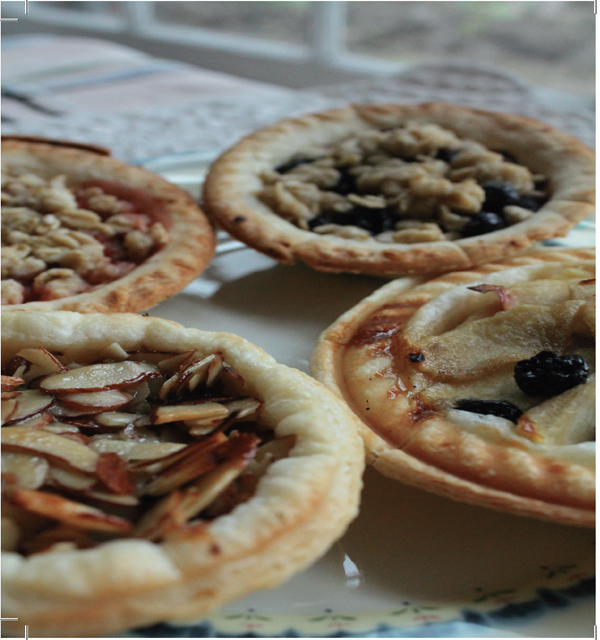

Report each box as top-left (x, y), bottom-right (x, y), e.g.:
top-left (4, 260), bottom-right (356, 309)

top-left (203, 103), bottom-right (594, 277)
top-left (1, 312), bottom-right (364, 637)
top-left (312, 247), bottom-right (595, 527)
top-left (2, 137), bottom-right (216, 312)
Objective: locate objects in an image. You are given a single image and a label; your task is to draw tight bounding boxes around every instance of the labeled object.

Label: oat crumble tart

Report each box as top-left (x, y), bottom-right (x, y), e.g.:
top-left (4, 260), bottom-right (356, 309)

top-left (2, 137), bottom-right (216, 312)
top-left (203, 103), bottom-right (595, 276)
top-left (1, 312), bottom-right (364, 637)
top-left (312, 247), bottom-right (595, 526)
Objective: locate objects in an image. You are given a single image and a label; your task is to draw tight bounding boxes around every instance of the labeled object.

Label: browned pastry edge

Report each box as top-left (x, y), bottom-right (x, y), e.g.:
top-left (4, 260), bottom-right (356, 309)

top-left (203, 103), bottom-right (594, 277)
top-left (2, 138), bottom-right (216, 313)
top-left (312, 246), bottom-right (595, 527)
top-left (1, 312), bottom-right (365, 636)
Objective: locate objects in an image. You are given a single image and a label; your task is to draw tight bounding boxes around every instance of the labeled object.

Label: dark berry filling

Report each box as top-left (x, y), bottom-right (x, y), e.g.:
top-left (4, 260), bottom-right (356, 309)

top-left (514, 351), bottom-right (589, 396)
top-left (329, 168), bottom-right (358, 195)
top-left (275, 157), bottom-right (314, 174)
top-left (482, 182), bottom-right (521, 214)
top-left (461, 211), bottom-right (506, 237)
top-left (309, 207), bottom-right (396, 235)
top-left (455, 399), bottom-right (523, 423)
top-left (436, 148), bottom-right (460, 163)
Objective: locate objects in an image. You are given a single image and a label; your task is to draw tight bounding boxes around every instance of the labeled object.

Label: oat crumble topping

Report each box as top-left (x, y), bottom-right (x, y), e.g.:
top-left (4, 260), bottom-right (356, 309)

top-left (258, 122), bottom-right (547, 243)
top-left (1, 173), bottom-right (170, 304)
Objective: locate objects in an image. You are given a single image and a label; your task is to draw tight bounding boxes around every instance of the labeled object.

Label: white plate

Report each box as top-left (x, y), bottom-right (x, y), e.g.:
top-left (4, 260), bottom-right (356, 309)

top-left (131, 153), bottom-right (596, 638)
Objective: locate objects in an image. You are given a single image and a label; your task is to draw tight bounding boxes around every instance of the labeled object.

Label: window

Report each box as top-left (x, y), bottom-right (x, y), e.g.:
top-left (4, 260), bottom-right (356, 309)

top-left (2, 1), bottom-right (594, 96)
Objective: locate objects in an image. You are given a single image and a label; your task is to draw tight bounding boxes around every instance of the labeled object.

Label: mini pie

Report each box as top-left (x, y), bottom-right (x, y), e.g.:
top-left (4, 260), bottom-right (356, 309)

top-left (1, 312), bottom-right (364, 637)
top-left (203, 103), bottom-right (594, 277)
top-left (2, 137), bottom-right (216, 312)
top-left (312, 247), bottom-right (595, 526)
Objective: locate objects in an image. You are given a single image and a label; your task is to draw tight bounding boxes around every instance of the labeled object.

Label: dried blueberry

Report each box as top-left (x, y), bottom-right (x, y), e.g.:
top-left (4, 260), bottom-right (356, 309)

top-left (455, 399), bottom-right (523, 423)
top-left (309, 207), bottom-right (395, 235)
top-left (436, 148), bottom-right (460, 163)
top-left (514, 351), bottom-right (589, 396)
top-left (329, 168), bottom-right (357, 195)
top-left (516, 194), bottom-right (545, 212)
top-left (461, 211), bottom-right (505, 237)
top-left (482, 182), bottom-right (521, 214)
top-left (275, 157), bottom-right (314, 174)
top-left (409, 352), bottom-right (425, 362)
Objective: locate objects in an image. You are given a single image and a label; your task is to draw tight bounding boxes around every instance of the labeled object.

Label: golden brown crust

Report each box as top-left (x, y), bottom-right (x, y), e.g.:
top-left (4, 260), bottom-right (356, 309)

top-left (1, 312), bottom-right (365, 636)
top-left (203, 103), bottom-right (594, 276)
top-left (311, 247), bottom-right (595, 526)
top-left (1, 139), bottom-right (216, 312)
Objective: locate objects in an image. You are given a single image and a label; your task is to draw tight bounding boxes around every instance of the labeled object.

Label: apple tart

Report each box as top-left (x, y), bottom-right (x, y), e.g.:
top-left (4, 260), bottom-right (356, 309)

top-left (312, 247), bottom-right (595, 526)
top-left (203, 103), bottom-right (594, 276)
top-left (2, 137), bottom-right (216, 312)
top-left (1, 312), bottom-right (364, 637)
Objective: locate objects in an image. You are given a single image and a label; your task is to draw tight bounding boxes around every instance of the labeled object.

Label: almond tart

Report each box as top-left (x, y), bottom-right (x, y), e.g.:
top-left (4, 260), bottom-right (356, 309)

top-left (1, 311), bottom-right (364, 637)
top-left (203, 103), bottom-right (594, 277)
top-left (1, 137), bottom-right (216, 312)
top-left (312, 247), bottom-right (595, 526)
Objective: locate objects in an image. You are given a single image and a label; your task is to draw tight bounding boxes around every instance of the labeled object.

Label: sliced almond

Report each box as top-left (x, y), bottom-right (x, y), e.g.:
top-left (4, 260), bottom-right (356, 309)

top-left (59, 389), bottom-right (133, 412)
top-left (152, 401), bottom-right (229, 426)
top-left (1, 452), bottom-right (50, 490)
top-left (178, 354), bottom-right (216, 395)
top-left (88, 438), bottom-right (186, 462)
top-left (95, 452), bottom-right (136, 495)
top-left (174, 436), bottom-right (258, 523)
top-left (40, 361), bottom-right (161, 395)
top-left (3, 356), bottom-right (30, 380)
top-left (13, 412), bottom-right (54, 430)
top-left (135, 490), bottom-right (183, 540)
top-left (99, 342), bottom-right (129, 362)
top-left (142, 433), bottom-right (257, 497)
top-left (48, 466), bottom-right (96, 491)
top-left (223, 398), bottom-right (262, 421)
top-left (94, 411), bottom-right (142, 428)
top-left (11, 489), bottom-right (133, 533)
top-left (16, 347), bottom-right (67, 384)
top-left (127, 351), bottom-right (176, 367)
top-left (42, 422), bottom-right (81, 434)
top-left (1, 375), bottom-right (24, 391)
top-left (2, 389), bottom-right (53, 425)
top-left (1, 397), bottom-right (19, 426)
top-left (158, 354), bottom-right (216, 401)
top-left (205, 353), bottom-right (225, 388)
top-left (220, 365), bottom-right (248, 396)
top-left (83, 490), bottom-right (139, 506)
top-left (156, 351), bottom-right (195, 375)
top-left (1, 427), bottom-right (98, 473)
top-left (20, 524), bottom-right (95, 555)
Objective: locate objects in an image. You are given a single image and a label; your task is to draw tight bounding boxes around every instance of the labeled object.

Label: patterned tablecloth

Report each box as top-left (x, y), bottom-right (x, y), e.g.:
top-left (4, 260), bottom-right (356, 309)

top-left (2, 35), bottom-right (594, 163)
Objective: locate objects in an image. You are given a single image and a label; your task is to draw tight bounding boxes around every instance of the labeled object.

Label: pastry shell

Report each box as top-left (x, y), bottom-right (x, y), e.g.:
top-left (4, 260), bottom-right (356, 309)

top-left (2, 137), bottom-right (216, 312)
top-left (311, 247), bottom-right (595, 527)
top-left (203, 103), bottom-right (594, 277)
top-left (1, 311), bottom-right (364, 637)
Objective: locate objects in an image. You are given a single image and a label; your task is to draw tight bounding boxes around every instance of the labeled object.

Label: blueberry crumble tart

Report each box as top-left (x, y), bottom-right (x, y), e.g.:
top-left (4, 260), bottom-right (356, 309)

top-left (203, 103), bottom-right (594, 276)
top-left (1, 312), bottom-right (364, 636)
top-left (312, 247), bottom-right (594, 526)
top-left (2, 137), bottom-right (216, 312)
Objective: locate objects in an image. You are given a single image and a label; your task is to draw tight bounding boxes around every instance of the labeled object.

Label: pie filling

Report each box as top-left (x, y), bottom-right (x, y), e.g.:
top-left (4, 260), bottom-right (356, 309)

top-left (1, 172), bottom-right (171, 305)
top-left (344, 265), bottom-right (595, 460)
top-left (1, 348), bottom-right (294, 556)
top-left (258, 122), bottom-right (547, 243)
